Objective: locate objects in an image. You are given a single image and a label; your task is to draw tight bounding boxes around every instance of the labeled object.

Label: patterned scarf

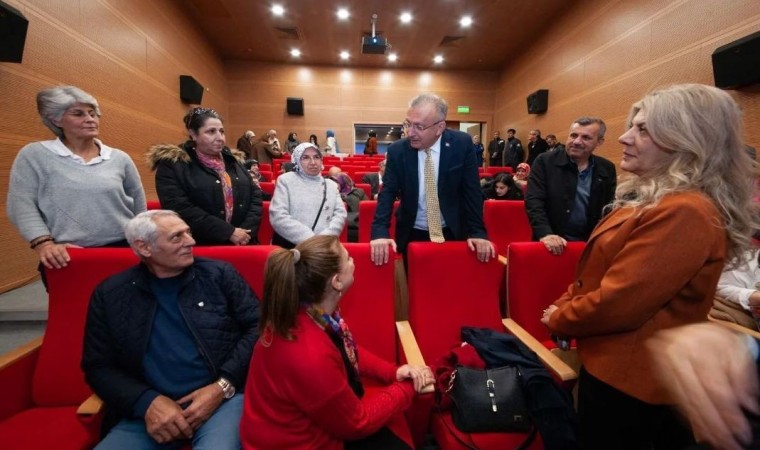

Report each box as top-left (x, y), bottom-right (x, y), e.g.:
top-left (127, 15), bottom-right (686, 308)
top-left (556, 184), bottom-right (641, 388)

top-left (303, 303), bottom-right (359, 373)
top-left (196, 151), bottom-right (233, 223)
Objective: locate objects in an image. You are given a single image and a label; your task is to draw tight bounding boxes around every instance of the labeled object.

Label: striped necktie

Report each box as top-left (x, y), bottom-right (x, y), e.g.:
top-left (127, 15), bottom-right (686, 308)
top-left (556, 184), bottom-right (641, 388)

top-left (424, 148), bottom-right (445, 243)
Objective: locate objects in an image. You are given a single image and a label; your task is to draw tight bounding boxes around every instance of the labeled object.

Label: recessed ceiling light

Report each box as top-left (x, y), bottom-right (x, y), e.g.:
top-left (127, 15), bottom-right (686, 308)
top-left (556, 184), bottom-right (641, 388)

top-left (271, 4), bottom-right (284, 16)
top-left (400, 12), bottom-right (412, 24)
top-left (290, 49), bottom-right (301, 57)
top-left (460, 16), bottom-right (472, 27)
top-left (340, 51), bottom-right (350, 60)
top-left (337, 8), bottom-right (350, 20)
top-left (433, 55), bottom-right (444, 64)
top-left (388, 53), bottom-right (398, 62)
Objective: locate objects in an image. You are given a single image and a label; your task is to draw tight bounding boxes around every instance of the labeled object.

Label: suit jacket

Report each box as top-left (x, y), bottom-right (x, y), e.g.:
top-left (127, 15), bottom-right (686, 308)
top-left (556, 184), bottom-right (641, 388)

top-left (371, 129), bottom-right (487, 253)
top-left (547, 191), bottom-right (726, 404)
top-left (361, 172), bottom-right (381, 199)
top-left (525, 149), bottom-right (616, 241)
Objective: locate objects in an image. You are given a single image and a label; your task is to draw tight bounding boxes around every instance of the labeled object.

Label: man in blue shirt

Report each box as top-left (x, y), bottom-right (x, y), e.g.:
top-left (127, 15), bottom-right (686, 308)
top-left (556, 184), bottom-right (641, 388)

top-left (82, 210), bottom-right (260, 449)
top-left (525, 117), bottom-right (617, 255)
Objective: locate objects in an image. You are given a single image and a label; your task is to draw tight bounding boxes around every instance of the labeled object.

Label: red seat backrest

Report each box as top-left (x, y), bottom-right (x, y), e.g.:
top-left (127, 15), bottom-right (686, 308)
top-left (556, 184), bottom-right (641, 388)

top-left (193, 246), bottom-right (277, 299)
top-left (352, 171), bottom-right (373, 185)
top-left (259, 182), bottom-right (275, 197)
top-left (357, 200), bottom-right (399, 243)
top-left (258, 171), bottom-right (274, 182)
top-left (340, 243), bottom-right (396, 362)
top-left (406, 242), bottom-right (505, 361)
top-left (487, 166), bottom-right (513, 175)
top-left (355, 183), bottom-right (371, 199)
top-left (258, 201), bottom-right (273, 245)
top-left (258, 163), bottom-right (272, 172)
top-left (506, 242), bottom-right (585, 343)
top-left (483, 200), bottom-right (532, 255)
top-left (146, 199), bottom-right (162, 210)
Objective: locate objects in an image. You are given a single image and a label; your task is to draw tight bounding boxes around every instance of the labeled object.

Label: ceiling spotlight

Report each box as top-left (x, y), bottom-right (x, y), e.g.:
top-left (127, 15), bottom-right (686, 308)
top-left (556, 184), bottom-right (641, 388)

top-left (460, 16), bottom-right (472, 27)
top-left (271, 4), bottom-right (284, 16)
top-left (400, 12), bottom-right (412, 24)
top-left (340, 51), bottom-right (350, 60)
top-left (433, 55), bottom-right (444, 64)
top-left (337, 8), bottom-right (350, 20)
top-left (388, 53), bottom-right (398, 62)
top-left (290, 49), bottom-right (301, 57)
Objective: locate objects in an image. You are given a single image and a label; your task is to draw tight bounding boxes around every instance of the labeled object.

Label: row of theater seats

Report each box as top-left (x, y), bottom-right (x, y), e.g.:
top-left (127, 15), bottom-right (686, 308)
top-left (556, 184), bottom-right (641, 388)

top-left (145, 199), bottom-right (532, 256)
top-left (0, 241), bottom-right (585, 449)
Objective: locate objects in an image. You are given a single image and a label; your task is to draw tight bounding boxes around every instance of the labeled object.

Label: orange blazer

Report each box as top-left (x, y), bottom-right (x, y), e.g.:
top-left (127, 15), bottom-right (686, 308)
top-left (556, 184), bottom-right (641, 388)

top-left (547, 191), bottom-right (727, 404)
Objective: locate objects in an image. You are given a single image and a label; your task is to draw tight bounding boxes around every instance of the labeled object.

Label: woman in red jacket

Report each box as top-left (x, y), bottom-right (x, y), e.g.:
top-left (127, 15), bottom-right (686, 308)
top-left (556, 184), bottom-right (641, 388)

top-left (241, 235), bottom-right (432, 449)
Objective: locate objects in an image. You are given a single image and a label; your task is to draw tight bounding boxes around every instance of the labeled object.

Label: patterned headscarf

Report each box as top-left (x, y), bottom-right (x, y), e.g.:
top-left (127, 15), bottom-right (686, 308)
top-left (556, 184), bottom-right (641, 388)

top-left (516, 163), bottom-right (531, 180)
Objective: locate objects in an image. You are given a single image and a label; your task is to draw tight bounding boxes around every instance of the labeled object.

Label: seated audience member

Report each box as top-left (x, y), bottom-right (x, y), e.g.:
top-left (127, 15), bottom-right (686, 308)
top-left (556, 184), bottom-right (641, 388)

top-left (361, 160), bottom-right (385, 199)
top-left (514, 162), bottom-right (530, 194)
top-left (649, 322), bottom-right (760, 450)
top-left (7, 85), bottom-right (146, 286)
top-left (240, 235), bottom-right (433, 449)
top-left (483, 172), bottom-right (524, 200)
top-left (285, 131), bottom-right (299, 154)
top-left (711, 248), bottom-right (760, 329)
top-left (149, 107), bottom-right (262, 245)
top-left (81, 210), bottom-right (260, 449)
top-left (270, 143), bottom-right (347, 249)
top-left (541, 84), bottom-right (757, 449)
top-left (280, 162), bottom-right (296, 174)
top-left (525, 116), bottom-right (616, 255)
top-left (327, 166), bottom-right (342, 178)
top-left (244, 159), bottom-right (268, 183)
top-left (334, 173), bottom-right (366, 242)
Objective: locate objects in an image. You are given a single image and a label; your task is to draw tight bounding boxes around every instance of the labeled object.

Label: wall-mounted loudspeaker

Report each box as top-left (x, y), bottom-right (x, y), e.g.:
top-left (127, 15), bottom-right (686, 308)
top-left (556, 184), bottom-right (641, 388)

top-left (712, 31), bottom-right (760, 89)
top-left (527, 89), bottom-right (549, 114)
top-left (287, 97), bottom-right (304, 116)
top-left (0, 1), bottom-right (29, 63)
top-left (179, 75), bottom-right (204, 104)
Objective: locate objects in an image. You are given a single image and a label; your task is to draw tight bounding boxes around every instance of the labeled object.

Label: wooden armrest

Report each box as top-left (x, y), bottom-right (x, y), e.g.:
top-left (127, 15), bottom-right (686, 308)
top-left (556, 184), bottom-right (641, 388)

top-left (0, 336), bottom-right (43, 371)
top-left (77, 393), bottom-right (103, 415)
top-left (395, 320), bottom-right (435, 394)
top-left (498, 255), bottom-right (507, 265)
top-left (502, 318), bottom-right (578, 381)
top-left (708, 315), bottom-right (760, 340)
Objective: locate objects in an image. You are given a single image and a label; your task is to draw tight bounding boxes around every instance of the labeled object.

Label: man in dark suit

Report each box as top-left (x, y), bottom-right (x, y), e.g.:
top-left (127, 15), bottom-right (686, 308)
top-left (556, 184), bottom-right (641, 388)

top-left (361, 160), bottom-right (385, 199)
top-left (370, 93), bottom-right (495, 264)
top-left (525, 117), bottom-right (617, 255)
top-left (488, 130), bottom-right (506, 167)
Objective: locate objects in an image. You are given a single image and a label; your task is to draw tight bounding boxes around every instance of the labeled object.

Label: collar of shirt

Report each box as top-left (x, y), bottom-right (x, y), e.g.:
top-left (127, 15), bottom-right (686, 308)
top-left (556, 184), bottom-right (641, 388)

top-left (42, 137), bottom-right (112, 165)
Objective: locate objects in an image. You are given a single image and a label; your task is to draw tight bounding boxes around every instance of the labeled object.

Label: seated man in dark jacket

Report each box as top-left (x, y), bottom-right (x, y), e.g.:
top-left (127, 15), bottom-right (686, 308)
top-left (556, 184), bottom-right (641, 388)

top-left (81, 210), bottom-right (260, 449)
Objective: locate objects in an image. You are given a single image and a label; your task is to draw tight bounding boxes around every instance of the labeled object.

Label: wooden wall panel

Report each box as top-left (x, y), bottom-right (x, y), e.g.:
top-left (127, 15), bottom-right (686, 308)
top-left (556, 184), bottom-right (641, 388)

top-left (0, 0), bottom-right (228, 291)
top-left (225, 62), bottom-right (498, 152)
top-left (493, 0), bottom-right (760, 165)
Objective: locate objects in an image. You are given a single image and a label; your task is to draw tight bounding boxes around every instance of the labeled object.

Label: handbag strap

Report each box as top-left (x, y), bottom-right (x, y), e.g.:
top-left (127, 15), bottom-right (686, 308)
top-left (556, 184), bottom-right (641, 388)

top-left (311, 179), bottom-right (328, 230)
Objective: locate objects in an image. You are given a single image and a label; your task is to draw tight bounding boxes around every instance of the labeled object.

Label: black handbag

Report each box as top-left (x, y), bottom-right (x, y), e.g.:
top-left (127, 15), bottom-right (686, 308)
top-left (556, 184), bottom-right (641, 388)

top-left (448, 365), bottom-right (532, 433)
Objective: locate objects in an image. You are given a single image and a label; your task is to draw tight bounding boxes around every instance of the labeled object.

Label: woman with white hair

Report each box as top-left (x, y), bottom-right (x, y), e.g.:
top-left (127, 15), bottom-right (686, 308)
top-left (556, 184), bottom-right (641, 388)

top-left (7, 85), bottom-right (146, 285)
top-left (541, 84), bottom-right (758, 449)
top-left (269, 143), bottom-right (346, 248)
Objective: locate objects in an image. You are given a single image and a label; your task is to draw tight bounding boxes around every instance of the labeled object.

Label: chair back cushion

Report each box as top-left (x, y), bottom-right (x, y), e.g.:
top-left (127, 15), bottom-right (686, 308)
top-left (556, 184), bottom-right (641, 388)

top-left (406, 242), bottom-right (505, 361)
top-left (483, 200), bottom-right (532, 255)
top-left (507, 242), bottom-right (585, 342)
top-left (193, 246), bottom-right (277, 299)
top-left (358, 200), bottom-right (399, 243)
top-left (258, 201), bottom-right (273, 245)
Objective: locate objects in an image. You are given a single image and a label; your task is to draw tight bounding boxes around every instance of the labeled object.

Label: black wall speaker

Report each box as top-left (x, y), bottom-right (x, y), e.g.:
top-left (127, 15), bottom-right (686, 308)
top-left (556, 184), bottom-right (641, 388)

top-left (527, 89), bottom-right (549, 114)
top-left (287, 97), bottom-right (304, 116)
top-left (712, 31), bottom-right (760, 89)
top-left (179, 75), bottom-right (204, 104)
top-left (0, 1), bottom-right (29, 63)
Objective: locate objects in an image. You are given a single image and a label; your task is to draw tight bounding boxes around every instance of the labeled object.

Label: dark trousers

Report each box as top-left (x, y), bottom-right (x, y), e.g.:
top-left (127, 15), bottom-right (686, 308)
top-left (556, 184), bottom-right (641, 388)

top-left (578, 367), bottom-right (695, 450)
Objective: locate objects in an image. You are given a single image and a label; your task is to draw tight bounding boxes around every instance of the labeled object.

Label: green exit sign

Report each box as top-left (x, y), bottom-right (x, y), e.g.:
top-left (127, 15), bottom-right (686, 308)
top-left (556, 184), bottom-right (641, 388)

top-left (457, 106), bottom-right (470, 114)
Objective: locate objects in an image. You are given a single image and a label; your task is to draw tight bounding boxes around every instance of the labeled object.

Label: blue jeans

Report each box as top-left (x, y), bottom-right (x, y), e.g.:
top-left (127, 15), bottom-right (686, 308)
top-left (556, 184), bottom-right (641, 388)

top-left (95, 394), bottom-right (243, 450)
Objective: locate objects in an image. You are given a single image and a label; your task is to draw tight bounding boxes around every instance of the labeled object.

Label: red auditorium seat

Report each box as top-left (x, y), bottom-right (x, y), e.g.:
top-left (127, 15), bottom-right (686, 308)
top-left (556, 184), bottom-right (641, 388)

top-left (355, 183), bottom-right (372, 199)
top-left (146, 199), bottom-right (161, 210)
top-left (357, 200), bottom-right (399, 243)
top-left (259, 201), bottom-right (273, 245)
top-left (486, 166), bottom-right (513, 175)
top-left (398, 242), bottom-right (542, 449)
top-left (483, 200), bottom-right (532, 256)
top-left (258, 170), bottom-right (274, 182)
top-left (259, 181), bottom-right (275, 197)
top-left (352, 171), bottom-right (372, 184)
top-left (258, 163), bottom-right (271, 171)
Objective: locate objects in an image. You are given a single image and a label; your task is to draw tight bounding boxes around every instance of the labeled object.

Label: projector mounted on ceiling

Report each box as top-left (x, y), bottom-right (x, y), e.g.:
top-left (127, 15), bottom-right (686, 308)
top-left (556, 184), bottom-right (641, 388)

top-left (361, 14), bottom-right (389, 55)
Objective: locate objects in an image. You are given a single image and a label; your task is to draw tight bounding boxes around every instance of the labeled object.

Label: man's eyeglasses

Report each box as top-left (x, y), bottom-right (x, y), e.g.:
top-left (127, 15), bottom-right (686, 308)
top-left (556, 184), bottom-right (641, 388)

top-left (402, 119), bottom-right (443, 133)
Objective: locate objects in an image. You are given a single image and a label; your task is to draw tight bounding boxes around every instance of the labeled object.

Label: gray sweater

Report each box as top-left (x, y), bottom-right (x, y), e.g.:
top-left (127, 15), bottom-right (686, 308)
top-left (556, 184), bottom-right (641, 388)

top-left (7, 139), bottom-right (147, 246)
top-left (269, 172), bottom-right (347, 244)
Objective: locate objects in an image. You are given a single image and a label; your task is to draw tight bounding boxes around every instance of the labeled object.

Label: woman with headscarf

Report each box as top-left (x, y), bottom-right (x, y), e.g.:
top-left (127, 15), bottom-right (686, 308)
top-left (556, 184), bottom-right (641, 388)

top-left (514, 162), bottom-right (530, 194)
top-left (269, 143), bottom-right (347, 248)
top-left (149, 107), bottom-right (262, 245)
top-left (324, 129), bottom-right (339, 155)
top-left (7, 85), bottom-right (146, 285)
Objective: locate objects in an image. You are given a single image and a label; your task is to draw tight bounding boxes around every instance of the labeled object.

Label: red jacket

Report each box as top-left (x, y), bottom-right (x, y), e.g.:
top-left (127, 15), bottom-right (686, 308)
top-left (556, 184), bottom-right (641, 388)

top-left (241, 311), bottom-right (415, 449)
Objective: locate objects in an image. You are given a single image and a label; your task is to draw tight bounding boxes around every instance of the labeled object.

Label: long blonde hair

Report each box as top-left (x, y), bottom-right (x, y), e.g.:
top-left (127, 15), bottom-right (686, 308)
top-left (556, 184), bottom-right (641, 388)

top-left (612, 84), bottom-right (758, 266)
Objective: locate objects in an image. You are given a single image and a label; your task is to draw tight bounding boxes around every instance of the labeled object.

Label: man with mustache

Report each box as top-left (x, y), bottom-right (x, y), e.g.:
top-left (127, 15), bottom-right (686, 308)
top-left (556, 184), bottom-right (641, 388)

top-left (525, 117), bottom-right (616, 255)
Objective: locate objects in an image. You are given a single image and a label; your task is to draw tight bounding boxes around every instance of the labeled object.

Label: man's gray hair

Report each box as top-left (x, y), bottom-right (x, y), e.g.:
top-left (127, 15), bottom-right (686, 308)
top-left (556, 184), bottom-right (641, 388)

top-left (409, 93), bottom-right (448, 121)
top-left (572, 117), bottom-right (607, 139)
top-left (37, 86), bottom-right (101, 138)
top-left (124, 210), bottom-right (180, 250)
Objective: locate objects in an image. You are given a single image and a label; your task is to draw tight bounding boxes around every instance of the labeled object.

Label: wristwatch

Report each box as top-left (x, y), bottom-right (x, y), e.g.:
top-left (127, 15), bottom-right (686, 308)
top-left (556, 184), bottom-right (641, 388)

top-left (216, 377), bottom-right (236, 399)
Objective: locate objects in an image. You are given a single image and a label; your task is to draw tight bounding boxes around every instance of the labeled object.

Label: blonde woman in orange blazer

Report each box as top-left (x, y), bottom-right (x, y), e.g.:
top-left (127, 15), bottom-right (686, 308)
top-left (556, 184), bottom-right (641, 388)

top-left (542, 84), bottom-right (758, 450)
